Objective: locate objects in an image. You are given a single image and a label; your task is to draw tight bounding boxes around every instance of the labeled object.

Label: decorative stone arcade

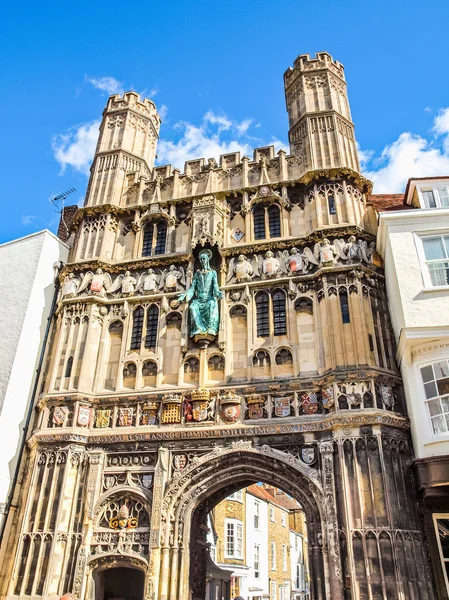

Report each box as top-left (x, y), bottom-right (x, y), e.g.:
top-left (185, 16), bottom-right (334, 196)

top-left (0, 52), bottom-right (436, 600)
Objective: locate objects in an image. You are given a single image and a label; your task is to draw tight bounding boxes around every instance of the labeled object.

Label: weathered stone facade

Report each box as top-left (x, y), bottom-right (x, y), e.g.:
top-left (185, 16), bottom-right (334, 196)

top-left (0, 52), bottom-right (436, 599)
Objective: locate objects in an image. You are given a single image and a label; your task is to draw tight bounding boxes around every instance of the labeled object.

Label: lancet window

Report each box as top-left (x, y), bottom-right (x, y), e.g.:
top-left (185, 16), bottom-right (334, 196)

top-left (142, 219), bottom-right (167, 256)
top-left (256, 289), bottom-right (287, 338)
top-left (130, 305), bottom-right (159, 351)
top-left (253, 204), bottom-right (281, 240)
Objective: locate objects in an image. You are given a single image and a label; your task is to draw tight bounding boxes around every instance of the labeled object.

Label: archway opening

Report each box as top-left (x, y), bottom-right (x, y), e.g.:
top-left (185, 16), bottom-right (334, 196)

top-left (94, 566), bottom-right (144, 600)
top-left (192, 481), bottom-right (312, 600)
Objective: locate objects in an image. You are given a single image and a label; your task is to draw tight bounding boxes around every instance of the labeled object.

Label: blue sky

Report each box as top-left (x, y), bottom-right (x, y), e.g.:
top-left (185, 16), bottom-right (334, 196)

top-left (1, 0), bottom-right (449, 243)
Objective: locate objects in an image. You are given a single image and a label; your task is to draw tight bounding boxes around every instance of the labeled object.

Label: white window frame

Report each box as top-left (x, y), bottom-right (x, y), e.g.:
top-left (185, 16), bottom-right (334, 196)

top-left (254, 500), bottom-right (261, 529)
top-left (282, 544), bottom-right (288, 571)
top-left (433, 513), bottom-right (449, 594)
top-left (270, 581), bottom-right (276, 600)
top-left (254, 543), bottom-right (260, 578)
top-left (225, 518), bottom-right (243, 558)
top-left (419, 185), bottom-right (449, 209)
top-left (281, 512), bottom-right (287, 527)
top-left (419, 358), bottom-right (449, 436)
top-left (227, 490), bottom-right (243, 502)
top-left (270, 541), bottom-right (276, 571)
top-left (415, 232), bottom-right (449, 290)
top-left (270, 506), bottom-right (275, 522)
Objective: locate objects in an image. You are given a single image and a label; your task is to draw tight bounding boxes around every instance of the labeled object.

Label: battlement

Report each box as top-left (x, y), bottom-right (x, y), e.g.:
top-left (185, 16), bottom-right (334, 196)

top-left (104, 91), bottom-right (161, 124)
top-left (284, 51), bottom-right (345, 88)
top-left (150, 144), bottom-right (283, 182)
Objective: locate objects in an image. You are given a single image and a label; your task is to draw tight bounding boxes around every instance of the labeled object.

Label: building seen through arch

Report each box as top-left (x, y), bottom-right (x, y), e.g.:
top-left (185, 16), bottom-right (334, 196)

top-left (0, 51), bottom-right (438, 600)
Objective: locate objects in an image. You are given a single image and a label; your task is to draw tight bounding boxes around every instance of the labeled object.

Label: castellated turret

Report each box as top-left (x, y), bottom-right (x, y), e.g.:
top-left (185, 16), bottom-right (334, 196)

top-left (284, 51), bottom-right (360, 173)
top-left (85, 92), bottom-right (161, 207)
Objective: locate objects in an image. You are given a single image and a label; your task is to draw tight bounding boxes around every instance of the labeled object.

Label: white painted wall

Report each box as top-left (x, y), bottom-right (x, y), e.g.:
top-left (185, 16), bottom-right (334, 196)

top-left (0, 230), bottom-right (68, 527)
top-left (245, 492), bottom-right (269, 599)
top-left (378, 209), bottom-right (449, 459)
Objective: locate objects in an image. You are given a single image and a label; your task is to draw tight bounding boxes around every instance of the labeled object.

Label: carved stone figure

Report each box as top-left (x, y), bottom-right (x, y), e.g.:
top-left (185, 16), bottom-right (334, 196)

top-left (121, 271), bottom-right (137, 295)
top-left (160, 265), bottom-right (186, 292)
top-left (314, 238), bottom-right (338, 267)
top-left (79, 268), bottom-right (112, 297)
top-left (178, 250), bottom-right (223, 339)
top-left (137, 268), bottom-right (160, 293)
top-left (61, 273), bottom-right (79, 298)
top-left (226, 254), bottom-right (254, 284)
top-left (260, 250), bottom-right (283, 277)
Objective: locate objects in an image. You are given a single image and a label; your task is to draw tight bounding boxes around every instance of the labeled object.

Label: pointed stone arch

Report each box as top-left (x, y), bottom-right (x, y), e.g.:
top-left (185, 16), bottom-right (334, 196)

top-left (153, 441), bottom-right (344, 600)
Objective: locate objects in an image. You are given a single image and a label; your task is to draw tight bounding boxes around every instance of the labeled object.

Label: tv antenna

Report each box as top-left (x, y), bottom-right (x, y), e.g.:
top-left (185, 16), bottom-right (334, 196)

top-left (49, 187), bottom-right (76, 239)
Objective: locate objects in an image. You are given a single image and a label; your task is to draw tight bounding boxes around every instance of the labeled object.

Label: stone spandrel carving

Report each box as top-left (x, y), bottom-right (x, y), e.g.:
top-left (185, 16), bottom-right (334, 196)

top-left (178, 249), bottom-right (223, 341)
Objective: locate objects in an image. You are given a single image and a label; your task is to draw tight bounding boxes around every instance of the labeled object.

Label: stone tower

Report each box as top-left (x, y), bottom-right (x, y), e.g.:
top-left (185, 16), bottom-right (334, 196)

top-left (0, 53), bottom-right (435, 600)
top-left (284, 51), bottom-right (360, 173)
top-left (85, 92), bottom-right (161, 208)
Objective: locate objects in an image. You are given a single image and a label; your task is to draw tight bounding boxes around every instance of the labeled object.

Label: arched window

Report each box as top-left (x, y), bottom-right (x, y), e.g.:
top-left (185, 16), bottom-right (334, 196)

top-left (131, 307), bottom-right (144, 350)
top-left (184, 357), bottom-right (200, 373)
top-left (272, 290), bottom-right (287, 336)
top-left (65, 356), bottom-right (73, 378)
top-left (253, 205), bottom-right (266, 240)
top-left (145, 305), bottom-right (159, 350)
top-left (166, 311), bottom-right (182, 328)
top-left (142, 360), bottom-right (157, 377)
top-left (275, 348), bottom-right (293, 365)
top-left (123, 362), bottom-right (137, 389)
top-left (256, 292), bottom-right (270, 337)
top-left (253, 350), bottom-right (271, 368)
top-left (142, 220), bottom-right (167, 256)
top-left (268, 205), bottom-right (281, 238)
top-left (253, 204), bottom-right (281, 240)
top-left (340, 292), bottom-right (350, 324)
top-left (208, 355), bottom-right (225, 371)
top-left (328, 195), bottom-right (336, 215)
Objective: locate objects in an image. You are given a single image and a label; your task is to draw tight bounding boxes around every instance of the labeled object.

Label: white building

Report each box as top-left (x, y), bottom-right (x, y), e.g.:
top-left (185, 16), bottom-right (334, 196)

top-left (0, 230), bottom-right (68, 534)
top-left (377, 177), bottom-right (449, 598)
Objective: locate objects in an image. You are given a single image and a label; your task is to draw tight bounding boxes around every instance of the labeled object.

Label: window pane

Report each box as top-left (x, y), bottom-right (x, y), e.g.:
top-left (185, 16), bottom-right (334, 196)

top-left (253, 206), bottom-right (266, 240)
top-left (423, 237), bottom-right (446, 260)
top-left (422, 190), bottom-right (436, 208)
top-left (424, 381), bottom-right (438, 399)
top-left (142, 222), bottom-right (155, 256)
top-left (438, 519), bottom-right (449, 558)
top-left (437, 378), bottom-right (449, 397)
top-left (154, 220), bottom-right (167, 255)
top-left (432, 415), bottom-right (447, 434)
top-left (421, 365), bottom-right (434, 383)
top-left (444, 236), bottom-right (449, 257)
top-left (428, 261), bottom-right (449, 286)
top-left (428, 399), bottom-right (443, 417)
top-left (273, 291), bottom-right (287, 336)
top-left (256, 292), bottom-right (270, 337)
top-left (268, 205), bottom-right (281, 238)
top-left (437, 187), bottom-right (449, 208)
top-left (442, 396), bottom-right (449, 412)
top-left (434, 361), bottom-right (449, 379)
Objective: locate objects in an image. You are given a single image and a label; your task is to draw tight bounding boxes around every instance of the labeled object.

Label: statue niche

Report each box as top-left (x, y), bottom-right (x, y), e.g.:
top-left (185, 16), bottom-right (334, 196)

top-left (178, 249), bottom-right (223, 345)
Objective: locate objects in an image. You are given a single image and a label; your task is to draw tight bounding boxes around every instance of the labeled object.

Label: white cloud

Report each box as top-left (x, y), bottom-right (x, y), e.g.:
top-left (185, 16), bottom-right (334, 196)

top-left (159, 105), bottom-right (168, 120)
top-left (52, 120), bottom-right (100, 176)
top-left (21, 215), bottom-right (37, 226)
top-left (157, 111), bottom-right (288, 168)
top-left (85, 75), bottom-right (124, 96)
top-left (362, 108), bottom-right (449, 193)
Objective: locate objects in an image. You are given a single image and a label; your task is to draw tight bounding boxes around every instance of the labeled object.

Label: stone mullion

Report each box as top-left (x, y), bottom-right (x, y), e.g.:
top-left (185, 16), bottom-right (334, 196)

top-left (337, 438), bottom-right (358, 599)
top-left (68, 318), bottom-right (84, 389)
top-left (319, 441), bottom-right (344, 600)
top-left (355, 278), bottom-right (370, 364)
top-left (75, 451), bottom-right (105, 600)
top-left (58, 453), bottom-right (85, 592)
top-left (20, 533), bottom-right (37, 597)
top-left (352, 439), bottom-right (375, 599)
top-left (149, 448), bottom-right (169, 600)
top-left (377, 437), bottom-right (404, 596)
top-left (78, 310), bottom-right (101, 392)
top-left (49, 315), bottom-right (68, 392)
top-left (61, 319), bottom-right (76, 391)
top-left (92, 314), bottom-right (112, 393)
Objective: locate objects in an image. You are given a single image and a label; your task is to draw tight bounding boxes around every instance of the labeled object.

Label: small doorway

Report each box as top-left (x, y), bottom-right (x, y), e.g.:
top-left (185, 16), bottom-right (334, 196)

top-left (94, 567), bottom-right (144, 600)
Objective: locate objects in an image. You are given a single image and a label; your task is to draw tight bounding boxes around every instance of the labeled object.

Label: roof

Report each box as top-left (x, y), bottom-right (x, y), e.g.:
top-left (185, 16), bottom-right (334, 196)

top-left (246, 484), bottom-right (302, 511)
top-left (368, 194), bottom-right (413, 212)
